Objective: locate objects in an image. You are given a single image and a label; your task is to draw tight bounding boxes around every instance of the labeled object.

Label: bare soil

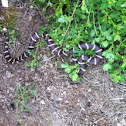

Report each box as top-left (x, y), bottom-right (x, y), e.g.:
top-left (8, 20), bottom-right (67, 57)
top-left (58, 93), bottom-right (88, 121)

top-left (0, 1), bottom-right (126, 126)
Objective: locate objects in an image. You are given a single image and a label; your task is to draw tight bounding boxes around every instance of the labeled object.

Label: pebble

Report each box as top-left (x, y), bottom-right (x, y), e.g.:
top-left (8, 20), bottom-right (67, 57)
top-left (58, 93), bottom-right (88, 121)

top-left (57, 98), bottom-right (62, 101)
top-left (88, 88), bottom-right (92, 92)
top-left (40, 99), bottom-right (45, 105)
top-left (65, 100), bottom-right (69, 104)
top-left (6, 71), bottom-right (14, 78)
top-left (47, 86), bottom-right (54, 92)
top-left (61, 91), bottom-right (66, 96)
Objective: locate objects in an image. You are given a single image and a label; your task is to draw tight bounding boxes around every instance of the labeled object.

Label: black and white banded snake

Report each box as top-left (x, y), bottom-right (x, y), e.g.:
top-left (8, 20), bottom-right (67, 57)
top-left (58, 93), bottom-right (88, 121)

top-left (3, 31), bottom-right (103, 75)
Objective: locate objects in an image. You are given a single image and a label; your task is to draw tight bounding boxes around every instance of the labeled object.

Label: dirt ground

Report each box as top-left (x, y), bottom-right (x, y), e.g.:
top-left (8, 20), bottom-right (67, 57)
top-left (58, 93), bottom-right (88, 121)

top-left (0, 1), bottom-right (126, 126)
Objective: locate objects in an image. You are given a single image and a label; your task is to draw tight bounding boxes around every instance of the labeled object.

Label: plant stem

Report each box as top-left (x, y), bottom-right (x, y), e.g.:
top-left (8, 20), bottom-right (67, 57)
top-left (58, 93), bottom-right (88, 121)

top-left (93, 12), bottom-right (97, 35)
top-left (16, 104), bottom-right (23, 126)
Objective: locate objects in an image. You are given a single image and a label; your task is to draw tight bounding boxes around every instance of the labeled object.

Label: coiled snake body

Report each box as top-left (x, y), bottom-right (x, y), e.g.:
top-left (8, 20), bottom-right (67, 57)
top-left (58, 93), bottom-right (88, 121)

top-left (3, 32), bottom-right (103, 75)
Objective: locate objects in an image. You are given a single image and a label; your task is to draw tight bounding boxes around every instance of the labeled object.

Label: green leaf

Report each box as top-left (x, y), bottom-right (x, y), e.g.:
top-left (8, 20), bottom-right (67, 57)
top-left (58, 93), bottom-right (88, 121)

top-left (123, 56), bottom-right (126, 62)
top-left (38, 26), bottom-right (46, 35)
top-left (23, 98), bottom-right (28, 104)
top-left (87, 22), bottom-right (92, 28)
top-left (65, 67), bottom-right (71, 73)
top-left (95, 38), bottom-right (100, 42)
top-left (58, 15), bottom-right (65, 23)
top-left (66, 44), bottom-right (71, 48)
top-left (30, 90), bottom-right (37, 96)
top-left (106, 35), bottom-right (112, 41)
top-left (81, 0), bottom-right (88, 13)
top-left (113, 76), bottom-right (120, 83)
top-left (56, 5), bottom-right (63, 17)
top-left (114, 35), bottom-right (121, 41)
top-left (110, 73), bottom-right (124, 83)
top-left (105, 53), bottom-right (115, 62)
top-left (120, 75), bottom-right (125, 82)
top-left (71, 73), bottom-right (78, 82)
top-left (64, 15), bottom-right (73, 23)
top-left (121, 2), bottom-right (126, 7)
top-left (81, 15), bottom-right (86, 19)
top-left (102, 51), bottom-right (107, 56)
top-left (90, 30), bottom-right (95, 37)
top-left (103, 63), bottom-right (112, 71)
top-left (61, 63), bottom-right (69, 68)
top-left (102, 41), bottom-right (109, 48)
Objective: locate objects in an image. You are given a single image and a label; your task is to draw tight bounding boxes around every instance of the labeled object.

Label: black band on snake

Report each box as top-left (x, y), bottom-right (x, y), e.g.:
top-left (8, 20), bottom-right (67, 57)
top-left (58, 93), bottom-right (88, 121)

top-left (3, 32), bottom-right (103, 75)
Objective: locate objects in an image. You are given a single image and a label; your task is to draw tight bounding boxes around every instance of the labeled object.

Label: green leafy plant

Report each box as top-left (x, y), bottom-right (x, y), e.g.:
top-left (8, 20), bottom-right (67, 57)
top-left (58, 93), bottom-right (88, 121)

top-left (102, 42), bottom-right (126, 83)
top-left (0, 27), bottom-right (19, 46)
top-left (25, 49), bottom-right (42, 70)
top-left (25, 26), bottom-right (46, 70)
top-left (7, 28), bottom-right (20, 45)
top-left (13, 83), bottom-right (37, 112)
top-left (12, 83), bottom-right (37, 126)
top-left (61, 63), bottom-right (80, 82)
top-left (2, 0), bottom-right (125, 83)
top-left (35, 0), bottom-right (126, 83)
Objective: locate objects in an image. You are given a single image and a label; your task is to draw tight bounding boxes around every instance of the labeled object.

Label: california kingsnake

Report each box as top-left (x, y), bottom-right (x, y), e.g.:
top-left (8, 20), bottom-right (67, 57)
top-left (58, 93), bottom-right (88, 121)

top-left (3, 31), bottom-right (103, 75)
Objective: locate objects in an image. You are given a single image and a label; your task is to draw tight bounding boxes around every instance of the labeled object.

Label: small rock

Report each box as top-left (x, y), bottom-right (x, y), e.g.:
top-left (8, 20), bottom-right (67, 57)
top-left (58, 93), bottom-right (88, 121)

top-left (57, 98), bottom-right (62, 101)
top-left (61, 91), bottom-right (66, 96)
top-left (40, 99), bottom-right (45, 105)
top-left (47, 86), bottom-right (53, 92)
top-left (88, 88), bottom-right (92, 92)
top-left (65, 100), bottom-right (69, 104)
top-left (6, 71), bottom-right (13, 78)
top-left (110, 87), bottom-right (114, 91)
